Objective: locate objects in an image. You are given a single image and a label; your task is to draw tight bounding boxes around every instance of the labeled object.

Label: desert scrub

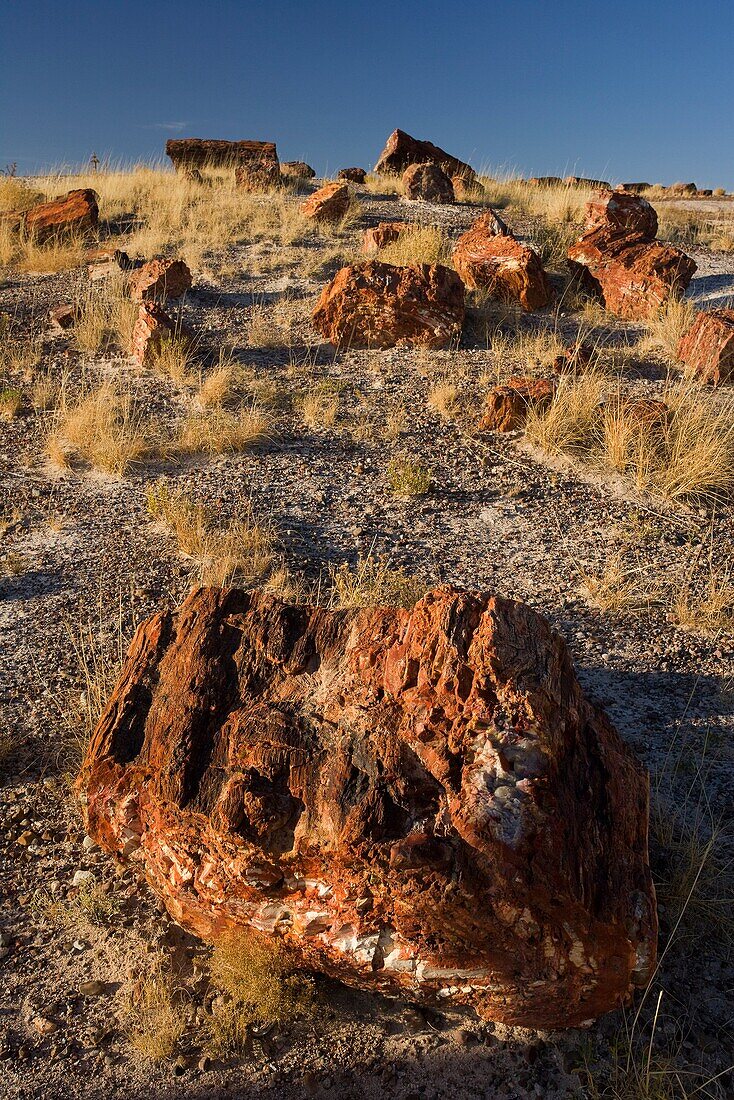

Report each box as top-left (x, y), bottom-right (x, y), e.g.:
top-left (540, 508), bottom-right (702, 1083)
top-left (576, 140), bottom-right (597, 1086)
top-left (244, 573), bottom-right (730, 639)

top-left (387, 456), bottom-right (433, 496)
top-left (641, 297), bottom-right (695, 363)
top-left (174, 403), bottom-right (271, 456)
top-left (62, 605), bottom-right (128, 763)
top-left (300, 388), bottom-right (339, 430)
top-left (122, 971), bottom-right (186, 1063)
top-left (74, 282), bottom-right (138, 356)
top-left (427, 381), bottom-right (460, 419)
top-left (207, 929), bottom-right (314, 1040)
top-left (329, 553), bottom-right (428, 609)
top-left (0, 387), bottom-right (23, 420)
top-left (378, 225), bottom-right (452, 267)
top-left (146, 479), bottom-right (276, 587)
top-left (46, 381), bottom-right (155, 476)
top-left (37, 875), bottom-right (122, 930)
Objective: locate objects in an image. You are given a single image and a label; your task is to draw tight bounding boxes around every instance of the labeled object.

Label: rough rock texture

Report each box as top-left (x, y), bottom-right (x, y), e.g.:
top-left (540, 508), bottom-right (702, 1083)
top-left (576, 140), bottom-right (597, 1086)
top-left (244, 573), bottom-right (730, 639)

top-left (338, 168), bottom-right (367, 184)
top-left (129, 303), bottom-right (182, 366)
top-left (23, 189), bottom-right (98, 243)
top-left (312, 261), bottom-right (465, 350)
top-left (528, 177), bottom-right (563, 187)
top-left (622, 398), bottom-right (671, 431)
top-left (452, 175), bottom-right (484, 201)
top-left (670, 182), bottom-right (697, 195)
top-left (402, 163), bottom-right (454, 204)
top-left (478, 377), bottom-right (556, 432)
top-left (127, 258), bottom-right (192, 303)
top-left (77, 585), bottom-right (656, 1029)
top-left (453, 222), bottom-right (551, 312)
top-left (374, 129), bottom-right (476, 182)
top-left (300, 182), bottom-right (350, 223)
top-left (361, 221), bottom-right (410, 255)
top-left (48, 304), bottom-right (82, 332)
top-left (584, 189), bottom-right (658, 238)
top-left (86, 247), bottom-right (135, 282)
top-left (676, 308), bottom-right (734, 384)
top-left (552, 342), bottom-right (595, 375)
top-left (622, 182), bottom-right (651, 194)
top-left (567, 226), bottom-right (696, 320)
top-left (233, 145), bottom-right (281, 192)
top-left (565, 176), bottom-right (611, 190)
top-left (281, 161), bottom-right (316, 179)
top-left (166, 139), bottom-right (279, 175)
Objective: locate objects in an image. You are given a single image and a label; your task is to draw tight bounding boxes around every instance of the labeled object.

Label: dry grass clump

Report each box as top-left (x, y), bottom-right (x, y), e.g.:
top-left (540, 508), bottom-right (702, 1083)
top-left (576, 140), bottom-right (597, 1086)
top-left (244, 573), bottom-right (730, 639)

top-left (658, 206), bottom-right (734, 252)
top-left (0, 387), bottom-right (23, 420)
top-left (362, 174), bottom-right (403, 197)
top-left (0, 177), bottom-right (44, 213)
top-left (74, 281), bottom-right (138, 355)
top-left (641, 298), bottom-right (696, 362)
top-left (526, 375), bottom-right (734, 503)
top-left (63, 607), bottom-right (127, 759)
top-left (329, 553), bottom-right (428, 609)
top-left (427, 381), bottom-right (459, 419)
top-left (38, 874), bottom-right (122, 930)
top-left (147, 332), bottom-right (198, 385)
top-left (207, 929), bottom-right (314, 1041)
top-left (0, 330), bottom-right (43, 374)
top-left (15, 235), bottom-right (87, 274)
top-left (174, 402), bottom-right (271, 456)
top-left (122, 971), bottom-right (186, 1063)
top-left (300, 389), bottom-right (339, 430)
top-left (388, 456), bottom-right (433, 496)
top-left (197, 355), bottom-right (246, 409)
top-left (671, 553), bottom-right (734, 636)
top-left (581, 550), bottom-right (663, 614)
top-left (145, 480), bottom-right (276, 587)
top-left (47, 381), bottom-right (154, 476)
top-left (378, 225), bottom-right (452, 267)
top-left (482, 176), bottom-right (593, 221)
top-left (385, 404), bottom-right (408, 439)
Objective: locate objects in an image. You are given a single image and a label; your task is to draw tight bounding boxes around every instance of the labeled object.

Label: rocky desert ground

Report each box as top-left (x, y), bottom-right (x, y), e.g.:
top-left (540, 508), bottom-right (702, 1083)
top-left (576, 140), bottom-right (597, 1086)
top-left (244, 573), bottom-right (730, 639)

top-left (0, 138), bottom-right (733, 1099)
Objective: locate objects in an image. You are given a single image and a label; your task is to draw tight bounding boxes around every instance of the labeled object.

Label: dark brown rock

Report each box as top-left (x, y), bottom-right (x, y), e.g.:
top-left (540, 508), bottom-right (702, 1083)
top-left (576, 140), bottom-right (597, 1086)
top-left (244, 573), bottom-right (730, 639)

top-left (300, 182), bottom-right (350, 223)
top-left (281, 161), bottom-right (316, 179)
top-left (676, 309), bottom-right (734, 384)
top-left (528, 177), bottom-right (563, 187)
top-left (312, 261), bottom-right (465, 349)
top-left (402, 163), bottom-right (454, 204)
top-left (453, 220), bottom-right (551, 312)
top-left (48, 304), bottom-right (82, 332)
top-left (76, 584), bottom-right (656, 1029)
top-left (166, 139), bottom-right (279, 176)
top-left (452, 175), bottom-right (485, 201)
top-left (375, 129), bottom-right (476, 182)
top-left (23, 189), bottom-right (98, 243)
top-left (552, 342), bottom-right (595, 375)
top-left (127, 258), bottom-right (192, 303)
top-left (622, 183), bottom-right (651, 194)
top-left (338, 168), bottom-right (367, 184)
top-left (233, 144), bottom-right (281, 192)
top-left (361, 222), bottom-right (410, 255)
top-left (478, 377), bottom-right (556, 431)
top-left (565, 176), bottom-right (611, 190)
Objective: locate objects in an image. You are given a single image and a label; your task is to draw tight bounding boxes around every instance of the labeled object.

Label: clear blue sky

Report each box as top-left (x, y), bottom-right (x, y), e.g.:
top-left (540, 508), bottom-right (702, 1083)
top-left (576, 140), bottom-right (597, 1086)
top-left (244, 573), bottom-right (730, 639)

top-left (2, 0), bottom-right (732, 188)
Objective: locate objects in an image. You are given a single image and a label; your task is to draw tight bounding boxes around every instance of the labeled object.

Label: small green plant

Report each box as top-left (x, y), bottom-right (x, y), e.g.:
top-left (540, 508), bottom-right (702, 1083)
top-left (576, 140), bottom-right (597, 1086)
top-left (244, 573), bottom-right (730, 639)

top-left (387, 456), bottom-right (433, 496)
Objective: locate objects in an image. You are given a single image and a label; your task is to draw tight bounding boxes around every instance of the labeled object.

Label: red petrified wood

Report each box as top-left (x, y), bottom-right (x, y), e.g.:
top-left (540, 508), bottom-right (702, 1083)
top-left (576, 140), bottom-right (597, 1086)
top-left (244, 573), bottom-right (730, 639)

top-left (23, 189), bottom-right (99, 243)
top-left (300, 182), bottom-right (350, 223)
top-left (453, 217), bottom-right (551, 312)
top-left (77, 585), bottom-right (656, 1029)
top-left (312, 261), bottom-right (465, 349)
top-left (361, 221), bottom-right (410, 255)
top-left (584, 189), bottom-right (658, 237)
top-left (478, 377), bottom-right (556, 431)
top-left (127, 258), bottom-right (192, 303)
top-left (402, 163), bottom-right (455, 204)
top-left (374, 128), bottom-right (476, 183)
top-left (676, 308), bottom-right (734, 384)
top-left (130, 303), bottom-right (188, 366)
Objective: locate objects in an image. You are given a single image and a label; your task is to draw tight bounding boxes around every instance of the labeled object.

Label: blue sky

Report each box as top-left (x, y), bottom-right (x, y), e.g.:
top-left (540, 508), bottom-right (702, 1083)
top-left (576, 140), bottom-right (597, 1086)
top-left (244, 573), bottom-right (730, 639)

top-left (2, 0), bottom-right (732, 187)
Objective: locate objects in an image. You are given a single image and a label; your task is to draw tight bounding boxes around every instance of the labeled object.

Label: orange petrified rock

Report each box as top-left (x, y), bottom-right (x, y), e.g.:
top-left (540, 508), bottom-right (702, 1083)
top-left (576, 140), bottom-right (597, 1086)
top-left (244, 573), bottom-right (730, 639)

top-left (453, 217), bottom-right (551, 312)
top-left (300, 181), bottom-right (350, 223)
top-left (23, 189), bottom-right (98, 242)
top-left (676, 308), bottom-right (734, 384)
top-left (478, 376), bottom-right (556, 431)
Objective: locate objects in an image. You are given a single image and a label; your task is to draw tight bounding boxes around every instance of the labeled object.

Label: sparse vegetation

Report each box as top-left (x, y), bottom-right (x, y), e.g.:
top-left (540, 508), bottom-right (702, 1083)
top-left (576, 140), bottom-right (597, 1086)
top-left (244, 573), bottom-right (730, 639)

top-left (378, 224), bottom-right (451, 266)
top-left (387, 456), bottom-right (433, 496)
top-left (329, 552), bottom-right (428, 608)
top-left (122, 970), bottom-right (186, 1063)
top-left (46, 381), bottom-right (154, 476)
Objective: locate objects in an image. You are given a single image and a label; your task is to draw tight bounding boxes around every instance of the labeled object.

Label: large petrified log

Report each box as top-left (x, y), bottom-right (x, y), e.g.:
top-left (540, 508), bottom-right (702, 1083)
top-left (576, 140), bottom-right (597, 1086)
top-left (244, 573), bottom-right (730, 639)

top-left (375, 128), bottom-right (476, 182)
top-left (402, 163), bottom-right (455, 204)
top-left (312, 261), bottom-right (465, 349)
top-left (77, 585), bottom-right (656, 1029)
top-left (453, 219), bottom-right (551, 312)
top-left (166, 139), bottom-right (279, 180)
top-left (584, 189), bottom-right (658, 238)
top-left (23, 189), bottom-right (98, 243)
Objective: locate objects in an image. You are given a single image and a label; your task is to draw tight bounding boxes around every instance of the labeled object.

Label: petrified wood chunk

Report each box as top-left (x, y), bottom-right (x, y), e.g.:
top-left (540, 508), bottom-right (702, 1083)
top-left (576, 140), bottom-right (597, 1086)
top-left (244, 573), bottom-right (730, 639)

top-left (453, 223), bottom-right (551, 312)
top-left (676, 308), bottom-right (734, 384)
top-left (584, 189), bottom-right (658, 238)
top-left (361, 221), bottom-right (410, 255)
top-left (452, 175), bottom-right (485, 201)
top-left (528, 177), bottom-right (564, 187)
top-left (478, 377), bottom-right (556, 432)
top-left (127, 258), bottom-right (192, 303)
top-left (565, 175), bottom-right (611, 190)
top-left (129, 302), bottom-right (188, 366)
top-left (299, 182), bottom-right (350, 223)
top-left (312, 261), bottom-right (465, 349)
top-left (338, 167), bottom-right (367, 184)
top-left (281, 161), bottom-right (316, 179)
top-left (375, 128), bottom-right (476, 182)
top-left (166, 138), bottom-right (279, 175)
top-left (402, 163), bottom-right (454, 204)
top-left (234, 147), bottom-right (281, 193)
top-left (77, 585), bottom-right (657, 1029)
top-left (23, 189), bottom-right (98, 243)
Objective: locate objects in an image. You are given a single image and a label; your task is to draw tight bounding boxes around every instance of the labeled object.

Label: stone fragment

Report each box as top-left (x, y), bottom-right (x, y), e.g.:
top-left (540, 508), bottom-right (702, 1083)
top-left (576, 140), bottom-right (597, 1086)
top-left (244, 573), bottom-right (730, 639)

top-left (338, 168), bottom-right (367, 184)
top-left (23, 189), bottom-right (98, 243)
top-left (478, 376), bottom-right (555, 431)
top-left (670, 182), bottom-right (697, 195)
top-left (567, 226), bottom-right (696, 320)
top-left (86, 247), bottom-right (135, 282)
top-left (48, 304), bottom-right (82, 332)
top-left (361, 221), bottom-right (410, 255)
top-left (233, 144), bottom-right (281, 192)
top-left (77, 585), bottom-right (657, 1029)
top-left (375, 128), bottom-right (476, 182)
top-left (127, 258), bottom-right (192, 303)
top-left (452, 175), bottom-right (485, 201)
top-left (281, 161), bottom-right (316, 179)
top-left (78, 980), bottom-right (106, 997)
top-left (584, 189), bottom-right (658, 238)
top-left (622, 183), bottom-right (651, 194)
top-left (528, 177), bottom-right (563, 187)
top-left (565, 175), bottom-right (611, 190)
top-left (621, 398), bottom-right (671, 431)
top-left (552, 342), bottom-right (594, 375)
top-left (166, 139), bottom-right (279, 176)
top-left (130, 302), bottom-right (187, 367)
top-left (312, 261), bottom-right (464, 349)
top-left (676, 308), bottom-right (734, 384)
top-left (300, 182), bottom-right (350, 223)
top-left (402, 163), bottom-right (454, 204)
top-left (453, 220), bottom-right (551, 312)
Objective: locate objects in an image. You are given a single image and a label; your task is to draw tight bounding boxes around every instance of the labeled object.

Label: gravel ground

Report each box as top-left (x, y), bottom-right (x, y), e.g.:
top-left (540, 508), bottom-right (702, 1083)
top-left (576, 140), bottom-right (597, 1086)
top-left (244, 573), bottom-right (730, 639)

top-left (1, 186), bottom-right (733, 1098)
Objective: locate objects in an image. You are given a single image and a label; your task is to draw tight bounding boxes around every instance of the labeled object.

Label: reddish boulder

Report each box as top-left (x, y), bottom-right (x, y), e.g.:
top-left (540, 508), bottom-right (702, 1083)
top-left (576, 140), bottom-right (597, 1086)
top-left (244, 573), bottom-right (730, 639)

top-left (130, 302), bottom-right (188, 367)
top-left (453, 221), bottom-right (552, 312)
top-left (77, 584), bottom-right (656, 1029)
top-left (127, 258), bottom-right (192, 303)
top-left (622, 398), bottom-right (671, 431)
top-left (676, 309), bottom-right (734, 385)
top-left (312, 261), bottom-right (464, 349)
top-left (300, 182), bottom-right (350, 223)
top-left (338, 167), bottom-right (367, 184)
top-left (166, 138), bottom-right (278, 175)
top-left (584, 189), bottom-right (658, 238)
top-left (281, 161), bottom-right (316, 179)
top-left (402, 163), bottom-right (454, 204)
top-left (478, 376), bottom-right (556, 431)
top-left (568, 226), bottom-right (696, 320)
top-left (361, 221), bottom-right (410, 255)
top-left (375, 128), bottom-right (476, 182)
top-left (565, 175), bottom-right (611, 190)
top-left (233, 144), bottom-right (281, 192)
top-left (23, 189), bottom-right (98, 243)
top-left (452, 175), bottom-right (485, 201)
